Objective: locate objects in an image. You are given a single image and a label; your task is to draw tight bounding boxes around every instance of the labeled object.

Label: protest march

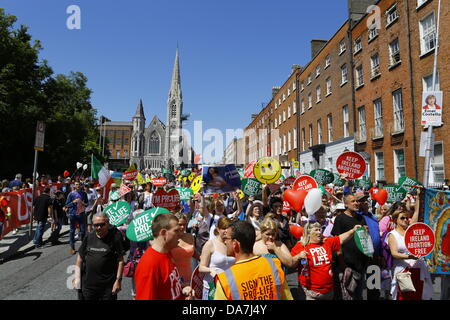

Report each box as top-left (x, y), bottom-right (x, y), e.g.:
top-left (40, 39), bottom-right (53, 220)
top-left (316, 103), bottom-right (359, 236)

top-left (1, 152), bottom-right (449, 301)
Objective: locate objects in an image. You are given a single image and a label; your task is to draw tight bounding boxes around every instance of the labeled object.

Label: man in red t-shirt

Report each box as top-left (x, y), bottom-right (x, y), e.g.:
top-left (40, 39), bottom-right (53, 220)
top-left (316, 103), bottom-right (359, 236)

top-left (290, 222), bottom-right (361, 300)
top-left (134, 214), bottom-right (194, 300)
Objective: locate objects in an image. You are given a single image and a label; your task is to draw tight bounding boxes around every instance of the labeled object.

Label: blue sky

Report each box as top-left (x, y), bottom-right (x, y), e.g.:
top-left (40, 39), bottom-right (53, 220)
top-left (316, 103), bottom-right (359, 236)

top-left (3, 0), bottom-right (348, 155)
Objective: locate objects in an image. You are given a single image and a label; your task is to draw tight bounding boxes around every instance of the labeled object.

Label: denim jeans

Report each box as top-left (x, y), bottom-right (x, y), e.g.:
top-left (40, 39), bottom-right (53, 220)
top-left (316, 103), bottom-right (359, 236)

top-left (33, 220), bottom-right (47, 246)
top-left (69, 213), bottom-right (86, 249)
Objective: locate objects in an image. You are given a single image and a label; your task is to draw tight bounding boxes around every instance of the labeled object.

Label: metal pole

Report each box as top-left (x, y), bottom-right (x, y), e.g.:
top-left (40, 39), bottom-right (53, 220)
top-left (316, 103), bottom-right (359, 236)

top-left (423, 0), bottom-right (441, 188)
top-left (29, 149), bottom-right (39, 238)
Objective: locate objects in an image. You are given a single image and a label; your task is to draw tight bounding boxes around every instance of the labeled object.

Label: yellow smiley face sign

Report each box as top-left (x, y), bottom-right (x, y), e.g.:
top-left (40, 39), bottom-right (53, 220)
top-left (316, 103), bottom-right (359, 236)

top-left (253, 157), bottom-right (282, 184)
top-left (238, 189), bottom-right (245, 200)
top-left (188, 172), bottom-right (196, 182)
top-left (190, 175), bottom-right (202, 195)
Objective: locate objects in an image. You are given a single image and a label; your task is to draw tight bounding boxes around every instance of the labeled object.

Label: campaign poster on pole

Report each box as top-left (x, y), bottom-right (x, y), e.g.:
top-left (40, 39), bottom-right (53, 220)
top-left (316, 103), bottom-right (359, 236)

top-left (423, 188), bottom-right (450, 275)
top-left (336, 151), bottom-right (366, 180)
top-left (421, 91), bottom-right (443, 127)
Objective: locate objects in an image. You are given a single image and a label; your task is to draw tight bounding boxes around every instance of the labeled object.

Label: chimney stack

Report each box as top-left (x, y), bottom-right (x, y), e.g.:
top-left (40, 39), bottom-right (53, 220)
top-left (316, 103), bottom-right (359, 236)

top-left (311, 40), bottom-right (328, 59)
top-left (272, 86), bottom-right (281, 98)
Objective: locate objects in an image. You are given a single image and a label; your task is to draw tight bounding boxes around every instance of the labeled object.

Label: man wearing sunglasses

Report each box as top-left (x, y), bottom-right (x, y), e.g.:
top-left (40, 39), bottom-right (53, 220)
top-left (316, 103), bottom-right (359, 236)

top-left (73, 213), bottom-right (125, 300)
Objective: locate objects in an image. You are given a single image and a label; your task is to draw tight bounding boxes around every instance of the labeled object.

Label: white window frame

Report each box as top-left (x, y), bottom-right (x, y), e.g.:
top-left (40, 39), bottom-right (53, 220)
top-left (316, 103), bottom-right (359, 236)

top-left (288, 105), bottom-right (291, 118)
top-left (301, 81), bottom-right (305, 91)
top-left (326, 78), bottom-right (332, 96)
top-left (386, 3), bottom-right (399, 27)
top-left (279, 114), bottom-right (282, 125)
top-left (375, 152), bottom-right (385, 181)
top-left (301, 99), bottom-right (305, 113)
top-left (423, 73), bottom-right (440, 91)
top-left (293, 81), bottom-right (297, 91)
top-left (371, 53), bottom-right (380, 78)
top-left (302, 128), bottom-right (306, 151)
top-left (283, 134), bottom-right (286, 153)
top-left (339, 39), bottom-right (346, 55)
top-left (325, 55), bottom-right (331, 68)
top-left (393, 89), bottom-right (404, 133)
top-left (389, 38), bottom-right (401, 66)
top-left (283, 93), bottom-right (286, 101)
top-left (309, 124), bottom-right (313, 146)
top-left (341, 64), bottom-right (348, 85)
top-left (373, 99), bottom-right (384, 138)
top-left (293, 101), bottom-right (297, 114)
top-left (315, 65), bottom-right (320, 78)
top-left (431, 142), bottom-right (445, 184)
top-left (308, 93), bottom-right (312, 109)
top-left (343, 105), bottom-right (349, 138)
top-left (354, 36), bottom-right (362, 54)
top-left (288, 131), bottom-right (292, 151)
top-left (393, 148), bottom-right (406, 182)
top-left (294, 127), bottom-right (297, 149)
top-left (307, 74), bottom-right (312, 85)
top-left (355, 65), bottom-right (364, 87)
top-left (358, 106), bottom-right (367, 142)
top-left (317, 119), bottom-right (322, 144)
top-left (327, 114), bottom-right (333, 142)
top-left (283, 110), bottom-right (286, 122)
top-left (316, 85), bottom-right (321, 103)
top-left (419, 12), bottom-right (436, 55)
top-left (368, 22), bottom-right (379, 42)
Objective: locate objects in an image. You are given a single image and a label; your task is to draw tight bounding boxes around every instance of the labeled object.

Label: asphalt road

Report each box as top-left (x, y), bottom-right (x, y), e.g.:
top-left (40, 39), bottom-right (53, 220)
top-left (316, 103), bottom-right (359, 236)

top-left (0, 225), bottom-right (133, 300)
top-left (0, 224), bottom-right (445, 300)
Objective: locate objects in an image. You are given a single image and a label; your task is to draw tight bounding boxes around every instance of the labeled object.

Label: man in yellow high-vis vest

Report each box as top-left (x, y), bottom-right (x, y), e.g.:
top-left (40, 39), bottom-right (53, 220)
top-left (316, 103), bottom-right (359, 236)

top-left (214, 220), bottom-right (292, 300)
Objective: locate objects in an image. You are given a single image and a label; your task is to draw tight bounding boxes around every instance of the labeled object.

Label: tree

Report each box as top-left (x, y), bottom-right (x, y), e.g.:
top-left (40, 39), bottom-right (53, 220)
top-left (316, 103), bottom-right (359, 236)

top-left (0, 9), bottom-right (104, 180)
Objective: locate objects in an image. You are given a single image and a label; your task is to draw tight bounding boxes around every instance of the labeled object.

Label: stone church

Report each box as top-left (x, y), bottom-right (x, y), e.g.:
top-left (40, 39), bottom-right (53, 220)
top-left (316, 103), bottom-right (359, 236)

top-left (129, 49), bottom-right (193, 171)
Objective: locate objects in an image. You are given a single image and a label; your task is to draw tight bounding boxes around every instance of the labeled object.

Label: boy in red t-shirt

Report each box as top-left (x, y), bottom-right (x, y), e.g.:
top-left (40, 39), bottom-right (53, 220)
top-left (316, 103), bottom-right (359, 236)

top-left (291, 222), bottom-right (361, 300)
top-left (134, 214), bottom-right (194, 300)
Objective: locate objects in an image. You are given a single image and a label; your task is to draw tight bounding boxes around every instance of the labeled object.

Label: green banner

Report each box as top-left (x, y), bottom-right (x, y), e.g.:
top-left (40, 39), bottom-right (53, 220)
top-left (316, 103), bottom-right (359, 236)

top-left (398, 176), bottom-right (422, 193)
top-left (383, 184), bottom-right (407, 203)
top-left (164, 173), bottom-right (176, 182)
top-left (354, 227), bottom-right (374, 257)
top-left (241, 178), bottom-right (263, 196)
top-left (175, 187), bottom-right (194, 201)
top-left (356, 177), bottom-right (372, 189)
top-left (103, 201), bottom-right (131, 226)
top-left (181, 169), bottom-right (191, 177)
top-left (126, 207), bottom-right (171, 242)
top-left (310, 169), bottom-right (334, 184)
top-left (333, 173), bottom-right (345, 187)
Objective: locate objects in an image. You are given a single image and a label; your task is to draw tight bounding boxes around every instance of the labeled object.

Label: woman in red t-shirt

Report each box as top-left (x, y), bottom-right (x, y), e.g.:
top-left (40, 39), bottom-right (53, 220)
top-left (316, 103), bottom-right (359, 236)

top-left (290, 222), bottom-right (361, 300)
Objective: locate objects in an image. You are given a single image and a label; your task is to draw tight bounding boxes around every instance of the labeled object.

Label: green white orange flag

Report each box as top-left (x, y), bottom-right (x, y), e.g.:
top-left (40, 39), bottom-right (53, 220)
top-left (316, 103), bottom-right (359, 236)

top-left (91, 155), bottom-right (111, 187)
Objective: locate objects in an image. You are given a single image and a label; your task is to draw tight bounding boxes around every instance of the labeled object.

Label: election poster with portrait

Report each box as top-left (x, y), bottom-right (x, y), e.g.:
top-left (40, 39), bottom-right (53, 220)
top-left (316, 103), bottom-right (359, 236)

top-left (421, 91), bottom-right (443, 127)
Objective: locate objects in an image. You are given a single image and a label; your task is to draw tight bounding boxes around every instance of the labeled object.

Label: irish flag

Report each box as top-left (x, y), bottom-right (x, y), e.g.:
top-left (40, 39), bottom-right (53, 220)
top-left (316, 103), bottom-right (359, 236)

top-left (91, 155), bottom-right (111, 187)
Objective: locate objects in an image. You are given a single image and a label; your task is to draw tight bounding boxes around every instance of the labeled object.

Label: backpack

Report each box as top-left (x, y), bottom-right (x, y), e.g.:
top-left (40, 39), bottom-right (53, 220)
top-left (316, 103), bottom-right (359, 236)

top-left (380, 229), bottom-right (394, 269)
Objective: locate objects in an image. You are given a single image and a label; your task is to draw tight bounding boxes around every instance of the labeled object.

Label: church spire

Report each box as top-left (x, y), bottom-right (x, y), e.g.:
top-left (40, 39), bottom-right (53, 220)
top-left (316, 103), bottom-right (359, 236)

top-left (168, 47), bottom-right (182, 100)
top-left (133, 99), bottom-right (145, 120)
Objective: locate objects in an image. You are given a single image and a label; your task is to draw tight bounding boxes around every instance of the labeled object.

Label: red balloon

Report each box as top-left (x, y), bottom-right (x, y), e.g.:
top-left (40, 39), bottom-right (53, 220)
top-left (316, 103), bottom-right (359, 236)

top-left (1, 198), bottom-right (8, 207)
top-left (376, 189), bottom-right (388, 205)
top-left (283, 189), bottom-right (308, 212)
top-left (63, 170), bottom-right (70, 178)
top-left (289, 225), bottom-right (304, 239)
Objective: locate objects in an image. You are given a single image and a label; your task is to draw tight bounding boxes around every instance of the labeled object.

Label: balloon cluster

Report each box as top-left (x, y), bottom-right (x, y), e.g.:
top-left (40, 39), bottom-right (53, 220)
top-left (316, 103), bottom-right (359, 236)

top-left (282, 188), bottom-right (323, 217)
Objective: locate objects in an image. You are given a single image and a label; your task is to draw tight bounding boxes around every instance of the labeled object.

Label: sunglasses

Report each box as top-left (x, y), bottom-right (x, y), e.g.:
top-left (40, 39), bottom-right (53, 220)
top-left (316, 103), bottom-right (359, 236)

top-left (399, 217), bottom-right (408, 221)
top-left (93, 223), bottom-right (107, 228)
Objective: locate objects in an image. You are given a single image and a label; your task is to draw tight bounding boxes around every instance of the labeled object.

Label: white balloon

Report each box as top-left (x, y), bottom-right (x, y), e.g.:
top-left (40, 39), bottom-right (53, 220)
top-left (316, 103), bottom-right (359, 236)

top-left (76, 162), bottom-right (82, 169)
top-left (83, 164), bottom-right (88, 170)
top-left (304, 188), bottom-right (323, 216)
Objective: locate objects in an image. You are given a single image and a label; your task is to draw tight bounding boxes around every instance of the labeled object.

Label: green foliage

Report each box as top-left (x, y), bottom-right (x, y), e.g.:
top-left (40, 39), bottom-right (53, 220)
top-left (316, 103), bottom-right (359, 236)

top-left (0, 9), bottom-right (104, 179)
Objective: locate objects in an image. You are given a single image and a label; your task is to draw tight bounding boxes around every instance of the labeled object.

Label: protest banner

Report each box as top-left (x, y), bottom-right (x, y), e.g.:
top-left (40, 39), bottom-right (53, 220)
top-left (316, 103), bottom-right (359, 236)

top-left (309, 169), bottom-right (334, 184)
top-left (244, 161), bottom-right (256, 178)
top-left (398, 176), bottom-right (422, 194)
top-left (181, 169), bottom-right (191, 177)
top-left (423, 188), bottom-right (450, 274)
top-left (123, 170), bottom-right (138, 181)
top-left (190, 265), bottom-right (205, 300)
top-left (190, 175), bottom-right (202, 195)
top-left (202, 164), bottom-right (241, 194)
top-left (336, 151), bottom-right (366, 180)
top-left (354, 227), bottom-right (374, 257)
top-left (103, 201), bottom-right (131, 226)
top-left (405, 223), bottom-right (435, 258)
top-left (152, 189), bottom-right (180, 211)
top-left (175, 187), bottom-right (194, 201)
top-left (292, 175), bottom-right (318, 192)
top-left (253, 157), bottom-right (282, 184)
top-left (421, 91), bottom-right (443, 127)
top-left (152, 178), bottom-right (167, 186)
top-left (333, 173), bottom-right (345, 187)
top-left (241, 178), bottom-right (263, 197)
top-left (383, 185), bottom-right (407, 203)
top-left (126, 207), bottom-right (171, 242)
top-left (284, 176), bottom-right (296, 187)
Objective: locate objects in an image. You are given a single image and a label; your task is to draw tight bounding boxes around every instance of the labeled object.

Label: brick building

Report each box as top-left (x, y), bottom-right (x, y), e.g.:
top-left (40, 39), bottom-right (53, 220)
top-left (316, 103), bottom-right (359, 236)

top-left (100, 121), bottom-right (133, 170)
top-left (352, 0), bottom-right (449, 185)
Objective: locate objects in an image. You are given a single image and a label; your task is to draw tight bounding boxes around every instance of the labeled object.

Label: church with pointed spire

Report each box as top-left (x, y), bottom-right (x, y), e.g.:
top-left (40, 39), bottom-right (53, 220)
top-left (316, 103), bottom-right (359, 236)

top-left (129, 48), bottom-right (192, 171)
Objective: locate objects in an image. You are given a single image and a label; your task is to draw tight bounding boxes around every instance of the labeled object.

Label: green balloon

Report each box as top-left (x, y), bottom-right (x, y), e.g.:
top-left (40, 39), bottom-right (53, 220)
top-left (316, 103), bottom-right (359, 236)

top-left (354, 227), bottom-right (374, 257)
top-left (103, 201), bottom-right (131, 226)
top-left (126, 207), bottom-right (171, 242)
